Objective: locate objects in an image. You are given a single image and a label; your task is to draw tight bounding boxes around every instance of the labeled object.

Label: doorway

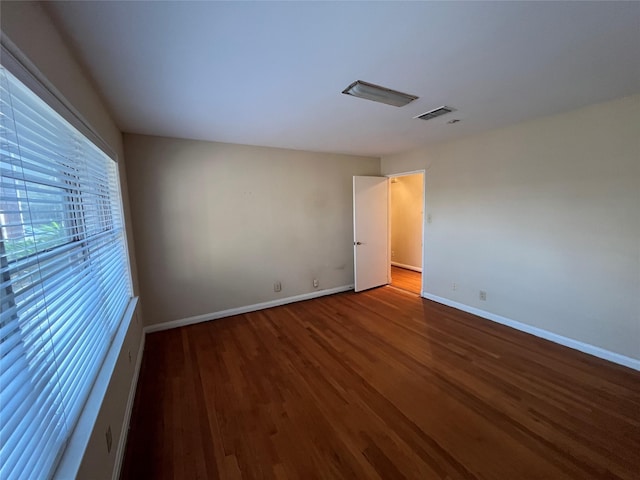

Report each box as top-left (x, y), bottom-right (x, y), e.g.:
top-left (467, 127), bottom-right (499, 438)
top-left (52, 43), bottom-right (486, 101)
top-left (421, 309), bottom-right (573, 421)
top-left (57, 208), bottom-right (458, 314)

top-left (388, 172), bottom-right (424, 295)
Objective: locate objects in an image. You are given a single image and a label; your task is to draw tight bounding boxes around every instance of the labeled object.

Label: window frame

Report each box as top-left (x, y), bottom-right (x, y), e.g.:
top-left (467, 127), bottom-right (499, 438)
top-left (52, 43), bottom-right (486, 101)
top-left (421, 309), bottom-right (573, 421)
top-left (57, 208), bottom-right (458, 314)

top-left (1, 36), bottom-right (138, 480)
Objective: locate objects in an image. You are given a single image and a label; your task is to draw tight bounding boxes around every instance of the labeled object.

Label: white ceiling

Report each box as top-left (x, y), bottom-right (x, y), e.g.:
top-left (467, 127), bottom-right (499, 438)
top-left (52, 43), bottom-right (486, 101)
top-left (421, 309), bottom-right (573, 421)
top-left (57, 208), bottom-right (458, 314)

top-left (45, 1), bottom-right (640, 157)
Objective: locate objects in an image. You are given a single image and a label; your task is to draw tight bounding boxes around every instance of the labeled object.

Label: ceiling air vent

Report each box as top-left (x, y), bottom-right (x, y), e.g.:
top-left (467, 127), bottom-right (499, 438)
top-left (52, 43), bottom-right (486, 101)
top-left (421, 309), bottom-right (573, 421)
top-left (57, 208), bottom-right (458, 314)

top-left (415, 106), bottom-right (456, 121)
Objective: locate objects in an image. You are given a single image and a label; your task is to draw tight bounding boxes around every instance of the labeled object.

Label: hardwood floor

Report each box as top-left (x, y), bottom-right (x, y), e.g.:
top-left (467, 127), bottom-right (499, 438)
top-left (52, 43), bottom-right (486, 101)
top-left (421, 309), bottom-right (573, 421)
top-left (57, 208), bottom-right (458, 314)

top-left (121, 287), bottom-right (640, 480)
top-left (390, 265), bottom-right (421, 294)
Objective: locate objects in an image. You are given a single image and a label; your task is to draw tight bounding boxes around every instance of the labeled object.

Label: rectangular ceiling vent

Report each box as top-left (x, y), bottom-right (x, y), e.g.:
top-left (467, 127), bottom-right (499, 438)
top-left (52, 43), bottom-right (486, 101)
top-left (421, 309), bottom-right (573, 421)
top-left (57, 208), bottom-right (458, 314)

top-left (414, 106), bottom-right (456, 121)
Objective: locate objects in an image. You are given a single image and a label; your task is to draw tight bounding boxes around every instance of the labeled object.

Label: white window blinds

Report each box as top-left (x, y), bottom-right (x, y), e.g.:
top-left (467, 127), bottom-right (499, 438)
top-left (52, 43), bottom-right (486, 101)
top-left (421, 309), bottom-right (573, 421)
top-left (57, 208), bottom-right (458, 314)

top-left (0, 64), bottom-right (132, 479)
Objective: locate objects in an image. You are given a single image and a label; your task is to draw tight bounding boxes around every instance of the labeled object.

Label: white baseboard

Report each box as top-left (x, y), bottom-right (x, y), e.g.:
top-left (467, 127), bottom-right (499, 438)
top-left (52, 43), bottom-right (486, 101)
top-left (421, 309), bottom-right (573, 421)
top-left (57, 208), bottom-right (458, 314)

top-left (422, 293), bottom-right (640, 371)
top-left (391, 262), bottom-right (422, 273)
top-left (112, 331), bottom-right (146, 480)
top-left (144, 285), bottom-right (355, 334)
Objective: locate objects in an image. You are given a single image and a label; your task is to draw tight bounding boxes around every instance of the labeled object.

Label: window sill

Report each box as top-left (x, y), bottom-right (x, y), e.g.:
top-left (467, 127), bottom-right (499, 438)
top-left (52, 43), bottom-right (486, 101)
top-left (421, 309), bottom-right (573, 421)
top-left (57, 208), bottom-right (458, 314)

top-left (53, 296), bottom-right (140, 480)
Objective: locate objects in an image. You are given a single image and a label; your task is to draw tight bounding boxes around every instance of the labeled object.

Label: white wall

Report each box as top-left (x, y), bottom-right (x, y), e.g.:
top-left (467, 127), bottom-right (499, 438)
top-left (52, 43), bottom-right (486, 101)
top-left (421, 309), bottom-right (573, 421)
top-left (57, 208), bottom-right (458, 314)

top-left (124, 134), bottom-right (380, 326)
top-left (390, 173), bottom-right (423, 270)
top-left (382, 94), bottom-right (640, 362)
top-left (1, 2), bottom-right (143, 478)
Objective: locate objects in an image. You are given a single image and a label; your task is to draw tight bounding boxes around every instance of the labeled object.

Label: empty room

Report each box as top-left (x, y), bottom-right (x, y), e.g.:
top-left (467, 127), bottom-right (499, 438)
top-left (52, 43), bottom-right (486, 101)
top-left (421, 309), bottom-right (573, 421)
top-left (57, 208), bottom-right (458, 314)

top-left (0, 1), bottom-right (639, 479)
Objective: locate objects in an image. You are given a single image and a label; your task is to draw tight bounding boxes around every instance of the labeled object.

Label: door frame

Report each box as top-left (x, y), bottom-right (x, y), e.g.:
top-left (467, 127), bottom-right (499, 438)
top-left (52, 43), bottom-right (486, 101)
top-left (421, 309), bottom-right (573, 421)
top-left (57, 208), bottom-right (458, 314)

top-left (386, 169), bottom-right (426, 296)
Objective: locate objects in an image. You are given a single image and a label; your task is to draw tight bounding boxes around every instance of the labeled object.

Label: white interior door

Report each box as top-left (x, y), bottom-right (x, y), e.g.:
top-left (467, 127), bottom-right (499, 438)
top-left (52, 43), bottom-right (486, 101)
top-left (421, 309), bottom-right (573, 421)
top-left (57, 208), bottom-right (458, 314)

top-left (353, 176), bottom-right (389, 292)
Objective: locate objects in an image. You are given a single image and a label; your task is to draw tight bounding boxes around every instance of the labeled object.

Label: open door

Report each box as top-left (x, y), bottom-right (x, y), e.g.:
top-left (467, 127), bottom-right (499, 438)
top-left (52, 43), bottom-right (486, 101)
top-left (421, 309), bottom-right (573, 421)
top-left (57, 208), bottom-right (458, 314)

top-left (353, 176), bottom-right (389, 292)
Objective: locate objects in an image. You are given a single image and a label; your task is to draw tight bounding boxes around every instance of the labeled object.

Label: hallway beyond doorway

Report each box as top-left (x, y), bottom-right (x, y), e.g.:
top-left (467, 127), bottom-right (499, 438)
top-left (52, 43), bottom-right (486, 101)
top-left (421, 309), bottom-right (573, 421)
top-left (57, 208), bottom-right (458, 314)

top-left (390, 266), bottom-right (421, 294)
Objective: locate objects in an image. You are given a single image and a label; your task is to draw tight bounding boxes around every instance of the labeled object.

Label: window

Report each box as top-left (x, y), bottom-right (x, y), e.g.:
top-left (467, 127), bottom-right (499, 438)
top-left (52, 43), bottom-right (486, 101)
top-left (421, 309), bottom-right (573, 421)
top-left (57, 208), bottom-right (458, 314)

top-left (0, 63), bottom-right (132, 479)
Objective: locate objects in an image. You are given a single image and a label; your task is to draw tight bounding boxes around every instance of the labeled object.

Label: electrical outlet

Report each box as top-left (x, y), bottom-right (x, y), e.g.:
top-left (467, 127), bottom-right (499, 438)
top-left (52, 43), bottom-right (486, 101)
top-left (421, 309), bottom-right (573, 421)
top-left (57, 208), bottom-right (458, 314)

top-left (452, 282), bottom-right (457, 291)
top-left (274, 281), bottom-right (282, 292)
top-left (313, 279), bottom-right (319, 288)
top-left (391, 250), bottom-right (395, 258)
top-left (479, 290), bottom-right (487, 301)
top-left (106, 425), bottom-right (112, 453)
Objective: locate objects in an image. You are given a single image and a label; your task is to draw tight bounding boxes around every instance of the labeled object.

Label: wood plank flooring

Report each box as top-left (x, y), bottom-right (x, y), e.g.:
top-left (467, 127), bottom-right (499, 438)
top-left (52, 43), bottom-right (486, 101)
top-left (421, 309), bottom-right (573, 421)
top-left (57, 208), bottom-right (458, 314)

top-left (121, 287), bottom-right (640, 480)
top-left (390, 266), bottom-right (421, 294)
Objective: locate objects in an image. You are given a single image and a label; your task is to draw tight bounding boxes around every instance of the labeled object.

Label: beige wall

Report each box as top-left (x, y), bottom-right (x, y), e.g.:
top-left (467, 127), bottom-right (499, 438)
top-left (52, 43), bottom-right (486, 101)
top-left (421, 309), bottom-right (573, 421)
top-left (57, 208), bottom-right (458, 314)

top-left (124, 134), bottom-right (380, 326)
top-left (390, 173), bottom-right (423, 270)
top-left (1, 2), bottom-right (143, 478)
top-left (382, 94), bottom-right (640, 361)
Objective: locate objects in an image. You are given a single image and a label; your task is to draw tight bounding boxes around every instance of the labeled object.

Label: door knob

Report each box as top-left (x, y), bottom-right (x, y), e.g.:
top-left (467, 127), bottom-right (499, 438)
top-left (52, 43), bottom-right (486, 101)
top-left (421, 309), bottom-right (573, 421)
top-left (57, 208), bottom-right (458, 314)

top-left (355, 241), bottom-right (363, 245)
